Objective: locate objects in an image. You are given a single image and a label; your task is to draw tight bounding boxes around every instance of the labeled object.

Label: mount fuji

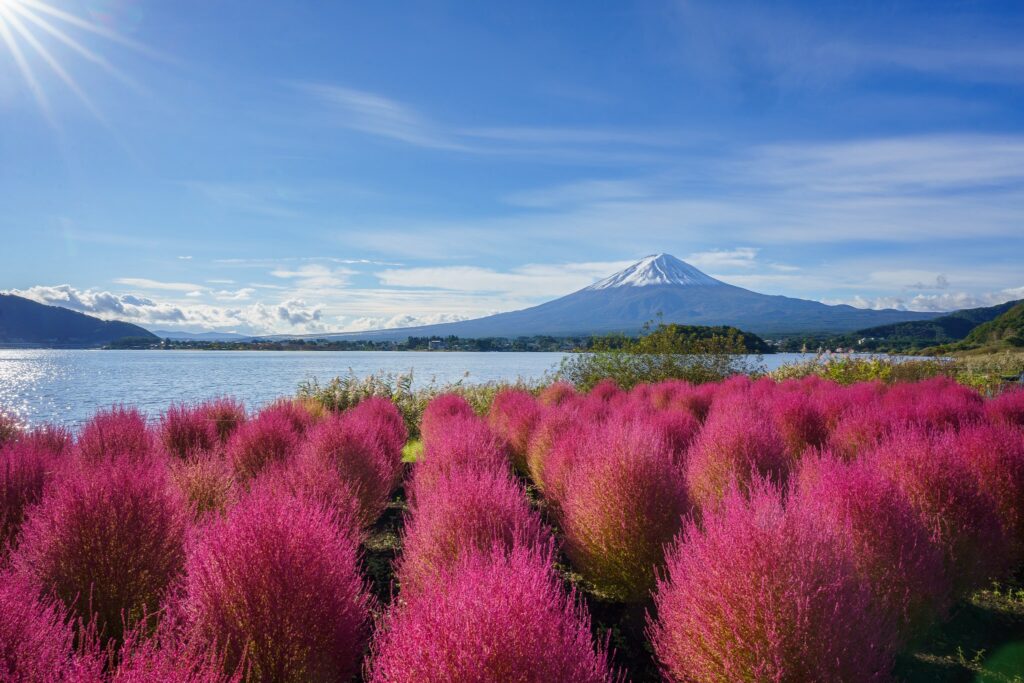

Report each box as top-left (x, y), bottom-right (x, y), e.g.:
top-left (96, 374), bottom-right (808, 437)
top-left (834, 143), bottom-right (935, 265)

top-left (320, 254), bottom-right (942, 340)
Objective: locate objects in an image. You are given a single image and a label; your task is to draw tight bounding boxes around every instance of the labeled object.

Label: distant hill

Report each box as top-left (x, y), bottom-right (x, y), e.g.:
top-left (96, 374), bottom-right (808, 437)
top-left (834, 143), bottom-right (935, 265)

top-left (305, 254), bottom-right (941, 340)
top-left (0, 294), bottom-right (157, 348)
top-left (934, 302), bottom-right (1024, 354)
top-left (854, 299), bottom-right (1021, 347)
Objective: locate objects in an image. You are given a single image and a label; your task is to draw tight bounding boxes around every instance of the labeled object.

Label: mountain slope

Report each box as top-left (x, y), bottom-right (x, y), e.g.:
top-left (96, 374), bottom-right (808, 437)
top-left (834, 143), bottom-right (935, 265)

top-left (317, 254), bottom-right (941, 340)
top-left (960, 302), bottom-right (1024, 350)
top-left (0, 294), bottom-right (157, 348)
top-left (854, 299), bottom-right (1021, 346)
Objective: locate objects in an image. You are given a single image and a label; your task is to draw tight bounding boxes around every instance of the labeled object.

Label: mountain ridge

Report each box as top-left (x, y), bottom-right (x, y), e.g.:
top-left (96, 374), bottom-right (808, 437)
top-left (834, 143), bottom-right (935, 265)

top-left (309, 254), bottom-right (943, 340)
top-left (0, 294), bottom-right (157, 348)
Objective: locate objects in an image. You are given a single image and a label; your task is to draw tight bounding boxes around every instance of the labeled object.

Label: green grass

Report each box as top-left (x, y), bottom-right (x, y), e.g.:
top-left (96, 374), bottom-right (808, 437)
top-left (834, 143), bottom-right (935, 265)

top-left (401, 439), bottom-right (423, 463)
top-left (897, 575), bottom-right (1024, 682)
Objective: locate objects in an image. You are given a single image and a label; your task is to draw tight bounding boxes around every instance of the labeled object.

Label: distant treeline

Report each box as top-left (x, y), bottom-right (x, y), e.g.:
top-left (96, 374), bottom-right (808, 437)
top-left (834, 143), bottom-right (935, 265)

top-left (106, 325), bottom-right (774, 354)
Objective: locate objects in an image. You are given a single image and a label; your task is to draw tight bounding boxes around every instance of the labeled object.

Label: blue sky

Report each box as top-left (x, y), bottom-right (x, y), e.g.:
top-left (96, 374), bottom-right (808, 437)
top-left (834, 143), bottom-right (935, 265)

top-left (1, 0), bottom-right (1023, 334)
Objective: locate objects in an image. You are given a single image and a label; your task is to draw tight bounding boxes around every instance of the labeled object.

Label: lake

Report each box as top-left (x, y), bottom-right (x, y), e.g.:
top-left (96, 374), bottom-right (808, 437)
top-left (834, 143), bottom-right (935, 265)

top-left (0, 349), bottom-right (823, 427)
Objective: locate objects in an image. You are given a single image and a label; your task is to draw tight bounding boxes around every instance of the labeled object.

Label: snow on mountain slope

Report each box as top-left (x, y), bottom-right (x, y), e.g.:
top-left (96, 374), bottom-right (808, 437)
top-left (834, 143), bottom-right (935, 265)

top-left (585, 253), bottom-right (723, 289)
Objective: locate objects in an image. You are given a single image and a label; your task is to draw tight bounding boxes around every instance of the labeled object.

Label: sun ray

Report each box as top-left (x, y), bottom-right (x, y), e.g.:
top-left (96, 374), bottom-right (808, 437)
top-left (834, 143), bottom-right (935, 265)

top-left (7, 0), bottom-right (144, 93)
top-left (0, 5), bottom-right (55, 124)
top-left (0, 3), bottom-right (107, 124)
top-left (14, 0), bottom-right (170, 63)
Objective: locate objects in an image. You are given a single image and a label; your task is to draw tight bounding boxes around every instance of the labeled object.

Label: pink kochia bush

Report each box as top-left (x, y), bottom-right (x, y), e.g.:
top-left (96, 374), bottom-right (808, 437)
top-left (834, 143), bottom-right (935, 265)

top-left (15, 458), bottom-right (188, 644)
top-left (198, 397), bottom-right (247, 444)
top-left (160, 403), bottom-right (219, 459)
top-left (399, 466), bottom-right (550, 594)
top-left (2, 436), bottom-right (60, 553)
top-left (412, 415), bottom-right (509, 501)
top-left (112, 630), bottom-right (242, 683)
top-left (525, 405), bottom-right (579, 494)
top-left (225, 409), bottom-right (300, 483)
top-left (75, 405), bottom-right (154, 463)
top-left (947, 422), bottom-right (1024, 563)
top-left (649, 482), bottom-right (896, 682)
top-left (867, 426), bottom-right (1010, 597)
top-left (419, 392), bottom-right (476, 442)
top-left (796, 455), bottom-right (951, 641)
top-left (298, 406), bottom-right (404, 529)
top-left (347, 396), bottom-right (409, 460)
top-left (488, 389), bottom-right (543, 472)
top-left (685, 395), bottom-right (789, 513)
top-left (986, 387), bottom-right (1024, 427)
top-left (559, 419), bottom-right (690, 601)
top-left (0, 571), bottom-right (103, 682)
top-left (177, 489), bottom-right (372, 683)
top-left (367, 544), bottom-right (618, 683)
top-left (771, 390), bottom-right (829, 460)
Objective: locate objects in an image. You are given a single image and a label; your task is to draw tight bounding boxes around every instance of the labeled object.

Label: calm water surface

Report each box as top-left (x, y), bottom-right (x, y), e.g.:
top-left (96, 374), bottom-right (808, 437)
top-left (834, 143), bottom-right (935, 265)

top-left (0, 349), bottom-right (820, 427)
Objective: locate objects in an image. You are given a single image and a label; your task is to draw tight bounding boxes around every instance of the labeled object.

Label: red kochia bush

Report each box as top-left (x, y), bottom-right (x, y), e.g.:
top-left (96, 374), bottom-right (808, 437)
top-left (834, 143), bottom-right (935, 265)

top-left (525, 406), bottom-right (579, 493)
top-left (2, 437), bottom-right (60, 553)
top-left (868, 426), bottom-right (1009, 597)
top-left (170, 452), bottom-right (237, 519)
top-left (225, 409), bottom-right (300, 482)
top-left (796, 455), bottom-right (950, 641)
top-left (299, 411), bottom-right (401, 529)
top-left (771, 390), bottom-right (829, 460)
top-left (256, 399), bottom-right (317, 436)
top-left (160, 403), bottom-right (219, 459)
top-left (649, 482), bottom-right (896, 682)
top-left (537, 381), bottom-right (577, 407)
top-left (178, 489), bottom-right (372, 683)
top-left (367, 544), bottom-right (618, 683)
top-left (0, 571), bottom-right (103, 681)
top-left (987, 388), bottom-right (1024, 428)
top-left (346, 396), bottom-right (408, 460)
top-left (198, 397), bottom-right (247, 443)
top-left (112, 630), bottom-right (242, 683)
top-left (76, 405), bottom-right (154, 463)
top-left (560, 420), bottom-right (690, 601)
top-left (15, 458), bottom-right (188, 644)
top-left (947, 422), bottom-right (1024, 563)
top-left (420, 393), bottom-right (476, 442)
top-left (412, 415), bottom-right (509, 501)
top-left (399, 466), bottom-right (550, 594)
top-left (488, 389), bottom-right (543, 472)
top-left (685, 396), bottom-right (789, 513)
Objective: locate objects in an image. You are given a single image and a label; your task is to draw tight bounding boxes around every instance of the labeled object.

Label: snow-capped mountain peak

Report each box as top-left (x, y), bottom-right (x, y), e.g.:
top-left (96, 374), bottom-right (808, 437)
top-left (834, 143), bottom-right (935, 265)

top-left (585, 253), bottom-right (724, 290)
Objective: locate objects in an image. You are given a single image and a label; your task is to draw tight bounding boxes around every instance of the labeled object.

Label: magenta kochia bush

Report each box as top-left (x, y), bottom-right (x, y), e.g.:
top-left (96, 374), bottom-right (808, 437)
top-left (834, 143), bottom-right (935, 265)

top-left (771, 390), bottom-right (829, 459)
top-left (560, 420), bottom-right (690, 601)
top-left (412, 415), bottom-right (509, 500)
top-left (0, 571), bottom-right (103, 681)
top-left (112, 629), bottom-right (242, 683)
top-left (198, 397), bottom-right (247, 444)
top-left (160, 403), bottom-right (219, 459)
top-left (76, 405), bottom-right (154, 463)
top-left (987, 387), bottom-right (1024, 428)
top-left (299, 410), bottom-right (402, 528)
top-left (796, 455), bottom-right (950, 641)
top-left (225, 409), bottom-right (300, 482)
top-left (868, 426), bottom-right (1010, 597)
top-left (347, 396), bottom-right (408, 460)
top-left (685, 396), bottom-right (789, 513)
top-left (2, 437), bottom-right (59, 553)
top-left (947, 422), bottom-right (1024, 563)
top-left (649, 482), bottom-right (896, 682)
top-left (178, 489), bottom-right (372, 683)
top-left (367, 544), bottom-right (618, 683)
top-left (15, 458), bottom-right (188, 644)
top-left (488, 389), bottom-right (543, 472)
top-left (399, 466), bottom-right (550, 594)
top-left (420, 393), bottom-right (476, 442)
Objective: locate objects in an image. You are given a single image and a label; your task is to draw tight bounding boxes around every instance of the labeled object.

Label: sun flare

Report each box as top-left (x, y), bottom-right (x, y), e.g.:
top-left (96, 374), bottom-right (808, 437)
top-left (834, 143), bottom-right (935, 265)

top-left (0, 0), bottom-right (152, 124)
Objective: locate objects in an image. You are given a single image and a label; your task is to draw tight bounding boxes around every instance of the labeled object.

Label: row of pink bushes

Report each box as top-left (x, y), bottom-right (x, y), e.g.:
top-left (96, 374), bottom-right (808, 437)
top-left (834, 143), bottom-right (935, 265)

top-left (1, 376), bottom-right (1022, 681)
top-left (0, 396), bottom-right (405, 681)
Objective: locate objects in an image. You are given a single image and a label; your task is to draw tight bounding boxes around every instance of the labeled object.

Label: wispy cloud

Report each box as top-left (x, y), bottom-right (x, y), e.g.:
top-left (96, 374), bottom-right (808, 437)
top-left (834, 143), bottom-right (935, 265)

top-left (687, 247), bottom-right (759, 270)
top-left (113, 277), bottom-right (203, 292)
